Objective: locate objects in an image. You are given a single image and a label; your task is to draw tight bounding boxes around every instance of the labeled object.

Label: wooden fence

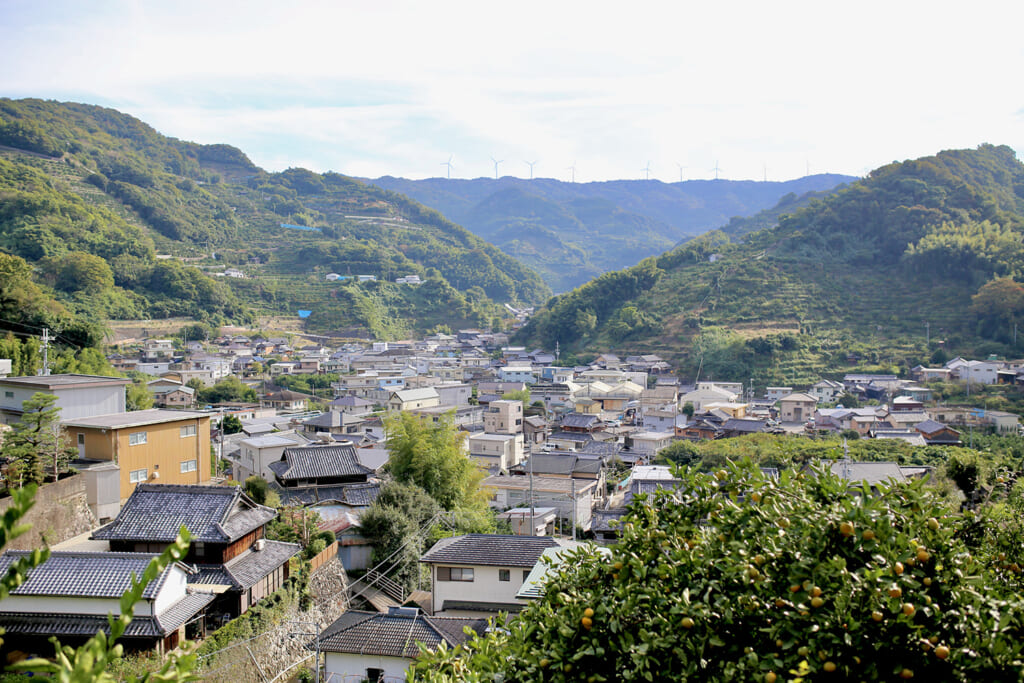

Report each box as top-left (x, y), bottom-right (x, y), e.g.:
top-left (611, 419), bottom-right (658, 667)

top-left (309, 540), bottom-right (339, 572)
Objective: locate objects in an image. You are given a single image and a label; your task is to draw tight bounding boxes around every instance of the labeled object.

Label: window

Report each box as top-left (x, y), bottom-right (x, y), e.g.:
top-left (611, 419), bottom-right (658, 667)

top-left (499, 569), bottom-right (510, 582)
top-left (523, 570), bottom-right (531, 582)
top-left (366, 669), bottom-right (384, 682)
top-left (129, 431), bottom-right (147, 446)
top-left (77, 433), bottom-right (85, 445)
top-left (180, 459), bottom-right (197, 473)
top-left (436, 567), bottom-right (474, 582)
top-left (129, 468), bottom-right (148, 483)
top-left (180, 424), bottom-right (197, 438)
top-left (4, 391), bottom-right (12, 398)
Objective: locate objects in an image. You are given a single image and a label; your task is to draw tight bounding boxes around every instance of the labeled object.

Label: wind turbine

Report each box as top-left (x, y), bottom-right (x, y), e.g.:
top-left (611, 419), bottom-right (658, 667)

top-left (676, 163), bottom-right (687, 183)
top-left (525, 160), bottom-right (538, 180)
top-left (440, 155), bottom-right (453, 179)
top-left (491, 157), bottom-right (504, 180)
top-left (642, 161), bottom-right (652, 180)
top-left (567, 162), bottom-right (576, 183)
top-left (711, 160), bottom-right (723, 180)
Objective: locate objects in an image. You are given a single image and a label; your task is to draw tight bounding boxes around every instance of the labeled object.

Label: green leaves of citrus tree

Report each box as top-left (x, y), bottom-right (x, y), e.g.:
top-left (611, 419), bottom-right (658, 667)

top-left (411, 460), bottom-right (1024, 681)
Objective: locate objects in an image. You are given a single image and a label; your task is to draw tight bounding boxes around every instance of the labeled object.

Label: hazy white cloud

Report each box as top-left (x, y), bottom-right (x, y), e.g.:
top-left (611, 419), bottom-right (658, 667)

top-left (1, 0), bottom-right (1021, 180)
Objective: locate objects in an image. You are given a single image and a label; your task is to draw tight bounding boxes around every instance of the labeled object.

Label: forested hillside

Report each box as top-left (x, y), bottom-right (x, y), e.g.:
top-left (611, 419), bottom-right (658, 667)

top-left (516, 145), bottom-right (1024, 384)
top-left (0, 98), bottom-right (550, 339)
top-left (370, 174), bottom-right (855, 291)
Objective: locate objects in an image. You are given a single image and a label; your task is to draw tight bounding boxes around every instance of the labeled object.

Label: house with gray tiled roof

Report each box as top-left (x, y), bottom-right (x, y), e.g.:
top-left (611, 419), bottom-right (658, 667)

top-left (269, 444), bottom-right (375, 488)
top-left (91, 484), bottom-right (299, 618)
top-left (0, 550), bottom-right (214, 654)
top-left (419, 534), bottom-right (561, 616)
top-left (320, 606), bottom-right (487, 682)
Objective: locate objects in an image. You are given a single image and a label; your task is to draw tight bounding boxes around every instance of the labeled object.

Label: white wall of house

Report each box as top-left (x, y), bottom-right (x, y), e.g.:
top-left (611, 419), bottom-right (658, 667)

top-left (430, 563), bottom-right (530, 614)
top-left (325, 652), bottom-right (410, 682)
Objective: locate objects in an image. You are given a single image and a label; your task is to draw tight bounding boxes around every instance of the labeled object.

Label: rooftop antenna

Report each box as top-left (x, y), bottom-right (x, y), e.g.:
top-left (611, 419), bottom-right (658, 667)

top-left (441, 155), bottom-right (453, 179)
top-left (676, 163), bottom-right (687, 183)
top-left (567, 162), bottom-right (576, 183)
top-left (712, 161), bottom-right (723, 180)
top-left (525, 160), bottom-right (538, 180)
top-left (491, 157), bottom-right (503, 180)
top-left (642, 161), bottom-right (652, 180)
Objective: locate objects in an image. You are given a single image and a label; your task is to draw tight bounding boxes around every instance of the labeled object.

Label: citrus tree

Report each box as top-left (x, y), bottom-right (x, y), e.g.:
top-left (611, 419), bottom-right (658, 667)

top-left (411, 460), bottom-right (1024, 681)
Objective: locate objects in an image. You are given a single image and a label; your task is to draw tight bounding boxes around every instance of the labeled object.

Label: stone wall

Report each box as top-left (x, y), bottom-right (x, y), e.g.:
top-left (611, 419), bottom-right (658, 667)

top-left (0, 475), bottom-right (98, 550)
top-left (200, 557), bottom-right (350, 683)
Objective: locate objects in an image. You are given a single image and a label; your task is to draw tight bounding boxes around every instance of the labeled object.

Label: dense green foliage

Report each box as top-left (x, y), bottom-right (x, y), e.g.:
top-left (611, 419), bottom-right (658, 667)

top-left (413, 459), bottom-right (1024, 681)
top-left (0, 98), bottom-right (550, 339)
top-left (516, 145), bottom-right (1024, 384)
top-left (385, 412), bottom-right (488, 511)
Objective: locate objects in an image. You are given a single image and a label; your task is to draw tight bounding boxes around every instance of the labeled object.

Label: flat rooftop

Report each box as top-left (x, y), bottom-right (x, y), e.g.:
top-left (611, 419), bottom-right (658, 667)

top-left (0, 374), bottom-right (130, 389)
top-left (63, 409), bottom-right (210, 430)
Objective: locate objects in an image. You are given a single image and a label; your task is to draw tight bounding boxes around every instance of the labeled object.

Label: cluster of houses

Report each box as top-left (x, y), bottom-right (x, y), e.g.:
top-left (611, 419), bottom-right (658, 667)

top-left (1, 335), bottom-right (1022, 679)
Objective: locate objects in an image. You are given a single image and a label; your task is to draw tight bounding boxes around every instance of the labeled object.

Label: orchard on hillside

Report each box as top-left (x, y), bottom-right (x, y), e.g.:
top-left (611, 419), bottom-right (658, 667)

top-left (412, 460), bottom-right (1024, 682)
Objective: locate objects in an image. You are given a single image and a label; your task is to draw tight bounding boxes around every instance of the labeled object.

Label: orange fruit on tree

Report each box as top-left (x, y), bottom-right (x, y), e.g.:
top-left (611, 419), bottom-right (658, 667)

top-left (839, 521), bottom-right (855, 537)
top-left (823, 661), bottom-right (837, 672)
top-left (935, 645), bottom-right (950, 660)
top-left (894, 562), bottom-right (905, 575)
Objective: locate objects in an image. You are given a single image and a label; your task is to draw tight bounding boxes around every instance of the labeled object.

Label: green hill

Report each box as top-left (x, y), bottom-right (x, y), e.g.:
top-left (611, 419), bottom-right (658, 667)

top-left (515, 145), bottom-right (1024, 384)
top-left (0, 98), bottom-right (550, 339)
top-left (369, 174), bottom-right (856, 292)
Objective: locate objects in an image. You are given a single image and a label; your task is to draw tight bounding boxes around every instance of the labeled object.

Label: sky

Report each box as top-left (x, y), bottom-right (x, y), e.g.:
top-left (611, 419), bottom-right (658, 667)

top-left (1, 0), bottom-right (1022, 183)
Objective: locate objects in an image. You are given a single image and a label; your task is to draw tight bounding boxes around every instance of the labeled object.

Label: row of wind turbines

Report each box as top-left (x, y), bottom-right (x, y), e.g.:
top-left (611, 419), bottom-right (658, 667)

top-left (438, 157), bottom-right (791, 182)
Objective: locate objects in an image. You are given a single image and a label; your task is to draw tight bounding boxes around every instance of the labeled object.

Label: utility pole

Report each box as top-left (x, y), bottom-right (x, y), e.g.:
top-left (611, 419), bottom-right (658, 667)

top-left (39, 328), bottom-right (52, 376)
top-left (529, 446), bottom-right (535, 531)
top-left (571, 478), bottom-right (576, 542)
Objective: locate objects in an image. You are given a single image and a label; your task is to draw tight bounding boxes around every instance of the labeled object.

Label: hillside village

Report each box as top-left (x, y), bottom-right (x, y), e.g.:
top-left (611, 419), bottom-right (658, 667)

top-left (0, 327), bottom-right (1021, 680)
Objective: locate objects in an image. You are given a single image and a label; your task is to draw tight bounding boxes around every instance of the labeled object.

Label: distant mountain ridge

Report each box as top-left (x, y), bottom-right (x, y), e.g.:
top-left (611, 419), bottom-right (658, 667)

top-left (369, 174), bottom-right (856, 291)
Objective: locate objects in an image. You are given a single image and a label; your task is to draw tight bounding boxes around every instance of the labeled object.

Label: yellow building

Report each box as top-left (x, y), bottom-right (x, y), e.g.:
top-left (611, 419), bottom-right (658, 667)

top-left (63, 409), bottom-right (212, 502)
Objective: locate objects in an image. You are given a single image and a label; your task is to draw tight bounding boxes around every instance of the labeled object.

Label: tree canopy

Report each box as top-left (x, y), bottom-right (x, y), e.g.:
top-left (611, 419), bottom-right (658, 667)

top-left (384, 411), bottom-right (488, 511)
top-left (414, 459), bottom-right (1024, 681)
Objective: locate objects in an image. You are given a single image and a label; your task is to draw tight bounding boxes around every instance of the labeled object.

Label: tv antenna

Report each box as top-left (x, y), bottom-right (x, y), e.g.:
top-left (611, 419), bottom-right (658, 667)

top-left (525, 160), bottom-right (538, 179)
top-left (491, 157), bottom-right (503, 179)
top-left (441, 155), bottom-right (453, 179)
top-left (676, 163), bottom-right (687, 182)
top-left (567, 162), bottom-right (576, 183)
top-left (642, 161), bottom-right (652, 180)
top-left (711, 161), bottom-right (724, 180)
